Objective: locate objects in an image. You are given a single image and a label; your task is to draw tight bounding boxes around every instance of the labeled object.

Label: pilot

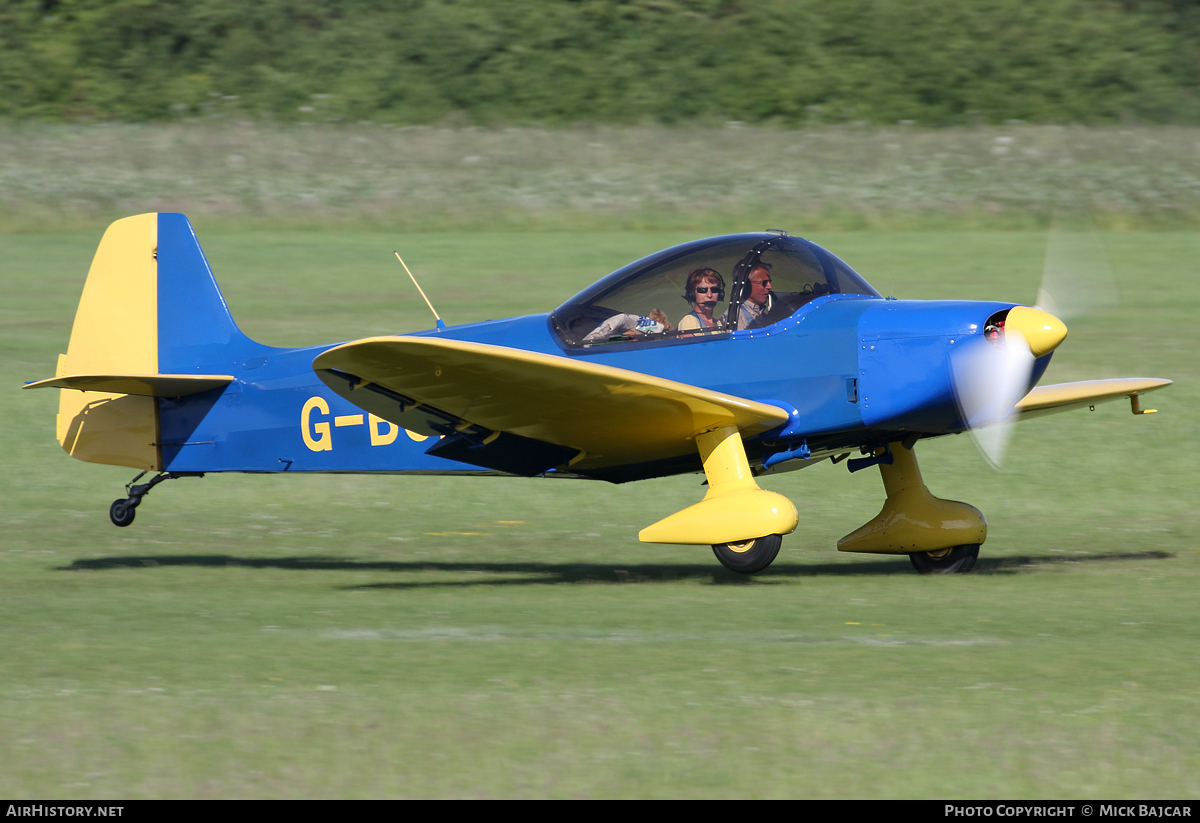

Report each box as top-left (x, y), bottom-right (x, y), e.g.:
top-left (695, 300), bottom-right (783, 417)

top-left (677, 267), bottom-right (726, 333)
top-left (735, 262), bottom-right (773, 330)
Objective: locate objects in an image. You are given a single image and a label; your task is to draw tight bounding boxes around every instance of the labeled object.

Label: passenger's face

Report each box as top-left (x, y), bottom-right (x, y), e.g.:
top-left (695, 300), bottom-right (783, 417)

top-left (747, 268), bottom-right (772, 305)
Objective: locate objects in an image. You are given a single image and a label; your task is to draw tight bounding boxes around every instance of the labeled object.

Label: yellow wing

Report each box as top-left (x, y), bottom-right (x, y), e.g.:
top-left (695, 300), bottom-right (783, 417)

top-left (1016, 377), bottom-right (1172, 419)
top-left (312, 336), bottom-right (788, 472)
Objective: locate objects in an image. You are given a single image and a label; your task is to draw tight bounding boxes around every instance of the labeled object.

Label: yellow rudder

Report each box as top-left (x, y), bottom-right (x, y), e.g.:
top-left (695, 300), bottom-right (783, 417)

top-left (55, 214), bottom-right (161, 470)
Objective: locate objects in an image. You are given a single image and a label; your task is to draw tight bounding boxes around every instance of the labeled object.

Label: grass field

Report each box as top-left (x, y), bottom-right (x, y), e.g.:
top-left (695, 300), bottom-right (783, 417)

top-left (2, 225), bottom-right (1197, 798)
top-left (4, 123), bottom-right (1200, 232)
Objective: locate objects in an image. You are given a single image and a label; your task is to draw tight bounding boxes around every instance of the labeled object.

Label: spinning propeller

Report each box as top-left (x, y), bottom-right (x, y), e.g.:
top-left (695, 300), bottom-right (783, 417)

top-left (950, 209), bottom-right (1112, 468)
top-left (950, 307), bottom-right (1066, 468)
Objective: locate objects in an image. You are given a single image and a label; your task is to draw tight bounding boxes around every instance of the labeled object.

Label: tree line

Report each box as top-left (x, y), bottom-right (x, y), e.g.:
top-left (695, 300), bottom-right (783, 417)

top-left (3, 0), bottom-right (1199, 125)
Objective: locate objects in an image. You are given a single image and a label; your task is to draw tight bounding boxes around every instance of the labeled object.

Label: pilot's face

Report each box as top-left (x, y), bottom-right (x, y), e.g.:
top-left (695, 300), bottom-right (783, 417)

top-left (747, 268), bottom-right (772, 305)
top-left (695, 278), bottom-right (722, 308)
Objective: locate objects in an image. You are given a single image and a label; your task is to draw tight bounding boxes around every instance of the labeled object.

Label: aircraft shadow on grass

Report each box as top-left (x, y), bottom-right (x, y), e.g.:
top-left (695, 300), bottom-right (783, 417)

top-left (57, 550), bottom-right (1174, 589)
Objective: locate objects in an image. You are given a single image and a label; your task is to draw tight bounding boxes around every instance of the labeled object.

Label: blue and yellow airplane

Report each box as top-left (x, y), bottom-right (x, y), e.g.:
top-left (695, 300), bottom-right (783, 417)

top-left (25, 213), bottom-right (1171, 574)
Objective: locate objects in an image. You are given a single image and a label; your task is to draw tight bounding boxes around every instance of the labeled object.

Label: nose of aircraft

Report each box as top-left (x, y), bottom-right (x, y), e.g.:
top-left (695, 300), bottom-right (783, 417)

top-left (1005, 306), bottom-right (1068, 358)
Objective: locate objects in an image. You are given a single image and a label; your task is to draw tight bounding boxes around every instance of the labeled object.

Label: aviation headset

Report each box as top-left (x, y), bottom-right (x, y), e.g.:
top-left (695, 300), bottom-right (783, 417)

top-left (682, 267), bottom-right (726, 303)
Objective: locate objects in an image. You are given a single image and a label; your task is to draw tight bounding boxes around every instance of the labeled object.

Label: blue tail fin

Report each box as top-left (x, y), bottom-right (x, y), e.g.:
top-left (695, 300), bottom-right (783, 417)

top-left (156, 213), bottom-right (257, 371)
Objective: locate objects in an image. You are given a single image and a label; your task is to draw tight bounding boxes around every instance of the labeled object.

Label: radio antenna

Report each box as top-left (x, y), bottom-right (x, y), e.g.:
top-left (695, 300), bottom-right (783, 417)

top-left (394, 252), bottom-right (446, 331)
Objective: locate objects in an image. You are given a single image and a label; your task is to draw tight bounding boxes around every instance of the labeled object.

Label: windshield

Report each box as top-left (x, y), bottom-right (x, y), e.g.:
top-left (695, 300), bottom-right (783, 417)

top-left (551, 233), bottom-right (879, 347)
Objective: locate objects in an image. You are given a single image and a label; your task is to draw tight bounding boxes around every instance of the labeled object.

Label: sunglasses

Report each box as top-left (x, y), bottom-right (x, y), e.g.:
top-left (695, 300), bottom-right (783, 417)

top-left (694, 286), bottom-right (723, 294)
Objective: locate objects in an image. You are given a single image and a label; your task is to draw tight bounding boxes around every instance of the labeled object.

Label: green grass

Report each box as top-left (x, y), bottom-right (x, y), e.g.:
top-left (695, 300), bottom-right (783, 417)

top-left (1, 226), bottom-right (1197, 798)
top-left (4, 123), bottom-right (1200, 233)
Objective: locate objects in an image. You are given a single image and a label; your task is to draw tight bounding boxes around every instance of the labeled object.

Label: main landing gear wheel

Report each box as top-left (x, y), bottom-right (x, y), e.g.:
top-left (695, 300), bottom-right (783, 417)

top-left (109, 499), bottom-right (136, 528)
top-left (712, 534), bottom-right (783, 574)
top-left (909, 543), bottom-right (979, 574)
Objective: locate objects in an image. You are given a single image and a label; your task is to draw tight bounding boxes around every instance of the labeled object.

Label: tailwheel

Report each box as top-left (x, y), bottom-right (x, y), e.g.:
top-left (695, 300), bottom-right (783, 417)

top-left (909, 543), bottom-right (979, 574)
top-left (105, 470), bottom-right (205, 527)
top-left (712, 534), bottom-right (783, 574)
top-left (109, 499), bottom-right (136, 528)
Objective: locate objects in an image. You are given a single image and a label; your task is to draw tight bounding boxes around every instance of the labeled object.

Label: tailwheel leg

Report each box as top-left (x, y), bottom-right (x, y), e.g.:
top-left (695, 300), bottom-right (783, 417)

top-left (108, 471), bottom-right (204, 527)
top-left (838, 441), bottom-right (986, 574)
top-left (639, 425), bottom-right (798, 574)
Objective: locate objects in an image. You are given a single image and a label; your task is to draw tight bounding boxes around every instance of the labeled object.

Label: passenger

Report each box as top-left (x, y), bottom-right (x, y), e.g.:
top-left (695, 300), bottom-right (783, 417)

top-left (583, 308), bottom-right (672, 344)
top-left (677, 268), bottom-right (726, 333)
top-left (735, 262), bottom-right (773, 330)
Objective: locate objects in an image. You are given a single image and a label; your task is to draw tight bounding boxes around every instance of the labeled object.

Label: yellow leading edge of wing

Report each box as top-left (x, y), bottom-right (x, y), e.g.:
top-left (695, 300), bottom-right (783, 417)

top-left (313, 336), bottom-right (790, 470)
top-left (1015, 377), bottom-right (1172, 419)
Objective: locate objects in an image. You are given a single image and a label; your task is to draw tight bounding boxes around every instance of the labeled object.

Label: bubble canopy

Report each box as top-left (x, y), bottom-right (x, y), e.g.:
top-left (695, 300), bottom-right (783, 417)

top-left (551, 232), bottom-right (881, 348)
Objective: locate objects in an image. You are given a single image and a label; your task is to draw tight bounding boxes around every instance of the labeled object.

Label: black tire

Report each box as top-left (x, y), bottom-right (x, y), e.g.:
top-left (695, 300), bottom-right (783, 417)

top-left (712, 534), bottom-right (783, 574)
top-left (909, 543), bottom-right (979, 574)
top-left (109, 499), bottom-right (136, 528)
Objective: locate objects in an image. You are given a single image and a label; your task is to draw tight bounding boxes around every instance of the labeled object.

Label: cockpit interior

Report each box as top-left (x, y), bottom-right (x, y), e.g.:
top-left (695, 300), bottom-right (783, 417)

top-left (550, 232), bottom-right (880, 349)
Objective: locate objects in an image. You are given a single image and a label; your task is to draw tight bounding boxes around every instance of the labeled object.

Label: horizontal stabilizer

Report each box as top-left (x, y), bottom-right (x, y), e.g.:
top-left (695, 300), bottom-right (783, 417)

top-left (25, 373), bottom-right (234, 398)
top-left (1016, 377), bottom-right (1172, 419)
top-left (313, 336), bottom-right (788, 470)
